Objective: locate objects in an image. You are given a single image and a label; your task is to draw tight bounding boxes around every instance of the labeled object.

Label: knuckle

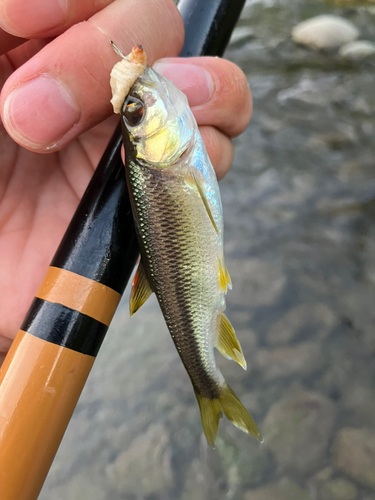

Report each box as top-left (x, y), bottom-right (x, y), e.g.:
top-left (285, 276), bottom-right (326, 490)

top-left (218, 60), bottom-right (252, 136)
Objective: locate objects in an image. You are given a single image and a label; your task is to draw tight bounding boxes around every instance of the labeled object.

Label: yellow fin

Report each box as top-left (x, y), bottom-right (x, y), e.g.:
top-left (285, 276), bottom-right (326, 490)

top-left (190, 172), bottom-right (219, 235)
top-left (129, 260), bottom-right (153, 316)
top-left (220, 384), bottom-right (262, 441)
top-left (218, 260), bottom-right (228, 292)
top-left (217, 313), bottom-right (247, 370)
top-left (225, 265), bottom-right (232, 290)
top-left (195, 384), bottom-right (261, 446)
top-left (195, 392), bottom-right (222, 447)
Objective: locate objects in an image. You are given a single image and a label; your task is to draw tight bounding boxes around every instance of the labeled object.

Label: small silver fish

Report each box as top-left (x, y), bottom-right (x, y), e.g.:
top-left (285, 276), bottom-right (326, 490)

top-left (120, 65), bottom-right (261, 446)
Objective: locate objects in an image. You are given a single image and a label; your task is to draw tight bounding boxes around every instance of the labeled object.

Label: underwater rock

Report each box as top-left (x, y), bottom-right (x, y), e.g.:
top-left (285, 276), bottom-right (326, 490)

top-left (266, 303), bottom-right (338, 346)
top-left (339, 40), bottom-right (375, 60)
top-left (292, 15), bottom-right (359, 50)
top-left (106, 424), bottom-right (174, 497)
top-left (334, 427), bottom-right (375, 490)
top-left (263, 389), bottom-right (336, 474)
top-left (255, 342), bottom-right (323, 380)
top-left (228, 258), bottom-right (286, 309)
top-left (244, 477), bottom-right (311, 500)
top-left (320, 478), bottom-right (358, 500)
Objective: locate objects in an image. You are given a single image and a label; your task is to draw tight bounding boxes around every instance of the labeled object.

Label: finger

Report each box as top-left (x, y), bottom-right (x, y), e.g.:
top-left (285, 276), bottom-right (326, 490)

top-left (0, 27), bottom-right (25, 56)
top-left (153, 57), bottom-right (252, 138)
top-left (0, 0), bottom-right (114, 39)
top-left (0, 0), bottom-right (184, 152)
top-left (199, 126), bottom-right (234, 181)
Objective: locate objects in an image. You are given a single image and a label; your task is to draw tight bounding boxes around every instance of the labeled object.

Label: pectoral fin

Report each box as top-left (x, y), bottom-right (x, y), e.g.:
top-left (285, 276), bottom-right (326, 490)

top-left (129, 260), bottom-right (153, 316)
top-left (190, 172), bottom-right (219, 235)
top-left (217, 313), bottom-right (247, 370)
top-left (225, 264), bottom-right (232, 290)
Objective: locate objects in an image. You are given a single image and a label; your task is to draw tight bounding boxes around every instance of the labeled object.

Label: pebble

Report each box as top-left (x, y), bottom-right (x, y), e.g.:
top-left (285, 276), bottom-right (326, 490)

top-left (263, 389), bottom-right (336, 474)
top-left (106, 424), bottom-right (174, 497)
top-left (255, 342), bottom-right (323, 380)
top-left (244, 477), bottom-right (311, 500)
top-left (339, 40), bottom-right (375, 60)
top-left (292, 15), bottom-right (359, 50)
top-left (333, 427), bottom-right (375, 490)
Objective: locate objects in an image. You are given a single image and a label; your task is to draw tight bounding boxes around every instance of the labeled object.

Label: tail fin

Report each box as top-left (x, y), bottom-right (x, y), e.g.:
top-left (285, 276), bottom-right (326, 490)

top-left (195, 384), bottom-right (261, 446)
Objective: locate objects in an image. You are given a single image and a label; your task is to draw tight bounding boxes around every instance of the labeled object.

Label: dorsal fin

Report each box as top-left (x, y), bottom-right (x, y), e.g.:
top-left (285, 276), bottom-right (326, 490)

top-left (129, 260), bottom-right (153, 316)
top-left (217, 313), bottom-right (247, 370)
top-left (190, 171), bottom-right (219, 235)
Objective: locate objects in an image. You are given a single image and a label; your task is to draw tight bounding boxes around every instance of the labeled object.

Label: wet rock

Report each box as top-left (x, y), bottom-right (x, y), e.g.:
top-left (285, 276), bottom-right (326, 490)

top-left (106, 424), bottom-right (174, 497)
top-left (244, 477), bottom-right (311, 500)
top-left (230, 26), bottom-right (255, 46)
top-left (266, 303), bottom-right (338, 346)
top-left (228, 259), bottom-right (286, 309)
top-left (333, 427), bottom-right (375, 490)
top-left (339, 40), bottom-right (375, 60)
top-left (255, 342), bottom-right (323, 380)
top-left (292, 15), bottom-right (359, 50)
top-left (263, 389), bottom-right (336, 474)
top-left (320, 479), bottom-right (358, 500)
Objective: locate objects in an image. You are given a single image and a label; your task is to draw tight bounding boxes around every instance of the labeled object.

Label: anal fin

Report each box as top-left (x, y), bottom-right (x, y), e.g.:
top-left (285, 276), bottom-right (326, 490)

top-left (217, 313), bottom-right (247, 370)
top-left (129, 260), bottom-right (153, 316)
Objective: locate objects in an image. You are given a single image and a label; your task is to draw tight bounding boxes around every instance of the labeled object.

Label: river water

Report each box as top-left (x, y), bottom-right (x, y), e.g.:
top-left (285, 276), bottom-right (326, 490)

top-left (40, 1), bottom-right (375, 499)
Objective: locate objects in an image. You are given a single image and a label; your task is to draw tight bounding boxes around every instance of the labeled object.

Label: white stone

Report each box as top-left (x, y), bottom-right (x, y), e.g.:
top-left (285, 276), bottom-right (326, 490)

top-left (339, 40), bottom-right (375, 60)
top-left (292, 15), bottom-right (359, 50)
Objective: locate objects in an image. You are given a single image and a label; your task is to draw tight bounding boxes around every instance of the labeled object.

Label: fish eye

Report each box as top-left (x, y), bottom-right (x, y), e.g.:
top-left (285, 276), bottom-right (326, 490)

top-left (122, 95), bottom-right (145, 127)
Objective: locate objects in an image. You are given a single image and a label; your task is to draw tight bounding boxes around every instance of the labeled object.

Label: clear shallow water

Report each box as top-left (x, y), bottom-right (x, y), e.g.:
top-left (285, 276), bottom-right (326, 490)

top-left (40, 1), bottom-right (375, 499)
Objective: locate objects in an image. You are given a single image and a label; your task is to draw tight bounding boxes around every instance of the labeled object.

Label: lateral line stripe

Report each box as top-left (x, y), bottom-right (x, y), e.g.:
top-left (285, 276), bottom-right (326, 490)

top-left (35, 267), bottom-right (121, 327)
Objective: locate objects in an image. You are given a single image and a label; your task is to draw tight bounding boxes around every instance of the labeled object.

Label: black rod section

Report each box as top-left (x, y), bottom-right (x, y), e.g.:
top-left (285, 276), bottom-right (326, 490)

top-left (178, 0), bottom-right (246, 57)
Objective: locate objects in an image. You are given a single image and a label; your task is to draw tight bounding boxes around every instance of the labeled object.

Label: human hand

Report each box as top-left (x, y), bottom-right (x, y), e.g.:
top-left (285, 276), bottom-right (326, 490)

top-left (0, 0), bottom-right (252, 362)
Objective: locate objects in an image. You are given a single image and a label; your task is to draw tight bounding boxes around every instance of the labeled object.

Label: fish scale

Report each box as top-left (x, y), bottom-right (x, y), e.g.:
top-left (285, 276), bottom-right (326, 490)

top-left (127, 158), bottom-right (222, 399)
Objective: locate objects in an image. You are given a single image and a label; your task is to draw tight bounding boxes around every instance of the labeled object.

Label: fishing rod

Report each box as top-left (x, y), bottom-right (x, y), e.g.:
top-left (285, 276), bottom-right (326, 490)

top-left (0, 1), bottom-right (246, 499)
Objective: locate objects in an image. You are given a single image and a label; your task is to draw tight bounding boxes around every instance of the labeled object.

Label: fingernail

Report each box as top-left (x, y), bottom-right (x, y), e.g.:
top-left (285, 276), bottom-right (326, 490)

top-left (3, 76), bottom-right (80, 148)
top-left (153, 60), bottom-right (214, 108)
top-left (2, 0), bottom-right (66, 36)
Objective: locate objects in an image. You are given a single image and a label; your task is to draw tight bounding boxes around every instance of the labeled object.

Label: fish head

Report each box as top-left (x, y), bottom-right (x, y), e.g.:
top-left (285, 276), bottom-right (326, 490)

top-left (121, 67), bottom-right (196, 167)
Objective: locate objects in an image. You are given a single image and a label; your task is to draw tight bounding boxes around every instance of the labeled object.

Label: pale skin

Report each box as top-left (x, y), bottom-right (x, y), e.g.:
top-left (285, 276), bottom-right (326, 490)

top-left (0, 0), bottom-right (252, 364)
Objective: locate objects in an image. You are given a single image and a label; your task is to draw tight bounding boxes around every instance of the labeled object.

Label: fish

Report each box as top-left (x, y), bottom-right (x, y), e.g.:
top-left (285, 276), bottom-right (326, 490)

top-left (119, 63), bottom-right (261, 446)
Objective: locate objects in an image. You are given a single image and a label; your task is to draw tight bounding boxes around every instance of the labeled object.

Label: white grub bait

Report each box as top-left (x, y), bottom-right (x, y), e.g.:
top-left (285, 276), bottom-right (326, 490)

top-left (110, 43), bottom-right (147, 114)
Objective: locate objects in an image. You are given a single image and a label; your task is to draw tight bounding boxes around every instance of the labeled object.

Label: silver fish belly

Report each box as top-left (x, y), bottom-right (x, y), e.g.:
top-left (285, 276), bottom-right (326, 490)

top-left (120, 66), bottom-right (260, 445)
